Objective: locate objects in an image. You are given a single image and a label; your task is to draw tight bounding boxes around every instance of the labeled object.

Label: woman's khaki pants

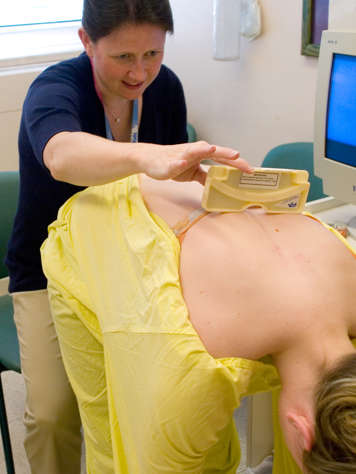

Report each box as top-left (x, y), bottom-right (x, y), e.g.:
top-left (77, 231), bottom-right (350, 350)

top-left (12, 290), bottom-right (82, 474)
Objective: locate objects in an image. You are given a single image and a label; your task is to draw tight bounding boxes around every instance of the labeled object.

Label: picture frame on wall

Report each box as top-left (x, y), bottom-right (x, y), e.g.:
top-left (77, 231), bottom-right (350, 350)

top-left (302, 0), bottom-right (329, 56)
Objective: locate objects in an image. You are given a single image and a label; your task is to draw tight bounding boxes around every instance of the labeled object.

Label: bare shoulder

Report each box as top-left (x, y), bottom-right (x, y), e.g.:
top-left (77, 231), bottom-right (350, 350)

top-left (179, 211), bottom-right (356, 358)
top-left (139, 174), bottom-right (204, 227)
top-left (139, 172), bottom-right (356, 355)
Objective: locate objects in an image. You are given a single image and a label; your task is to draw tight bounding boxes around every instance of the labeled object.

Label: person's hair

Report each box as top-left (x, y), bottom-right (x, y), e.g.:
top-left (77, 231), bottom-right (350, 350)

top-left (82, 0), bottom-right (174, 43)
top-left (303, 352), bottom-right (356, 473)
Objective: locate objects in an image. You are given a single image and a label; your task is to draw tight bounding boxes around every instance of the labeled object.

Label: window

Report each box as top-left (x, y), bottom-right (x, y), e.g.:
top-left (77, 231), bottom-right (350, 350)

top-left (1, 1), bottom-right (83, 28)
top-left (0, 2), bottom-right (84, 67)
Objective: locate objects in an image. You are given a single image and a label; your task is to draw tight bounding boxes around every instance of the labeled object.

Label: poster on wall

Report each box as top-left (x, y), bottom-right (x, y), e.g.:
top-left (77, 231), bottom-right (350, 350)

top-left (302, 0), bottom-right (329, 57)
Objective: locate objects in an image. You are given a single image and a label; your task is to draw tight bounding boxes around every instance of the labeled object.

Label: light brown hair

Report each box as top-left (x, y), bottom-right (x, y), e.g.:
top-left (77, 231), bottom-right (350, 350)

top-left (304, 352), bottom-right (356, 473)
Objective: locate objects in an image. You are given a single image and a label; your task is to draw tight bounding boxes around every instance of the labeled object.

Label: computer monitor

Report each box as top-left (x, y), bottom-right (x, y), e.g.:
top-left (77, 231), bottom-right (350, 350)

top-left (314, 30), bottom-right (356, 212)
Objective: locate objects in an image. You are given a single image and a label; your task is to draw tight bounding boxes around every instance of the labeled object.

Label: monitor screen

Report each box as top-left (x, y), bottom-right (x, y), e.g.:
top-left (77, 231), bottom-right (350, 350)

top-left (326, 53), bottom-right (356, 167)
top-left (314, 31), bottom-right (356, 208)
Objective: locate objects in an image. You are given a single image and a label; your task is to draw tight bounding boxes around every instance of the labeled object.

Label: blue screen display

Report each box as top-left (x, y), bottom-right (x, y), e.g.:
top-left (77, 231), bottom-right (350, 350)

top-left (326, 53), bottom-right (356, 167)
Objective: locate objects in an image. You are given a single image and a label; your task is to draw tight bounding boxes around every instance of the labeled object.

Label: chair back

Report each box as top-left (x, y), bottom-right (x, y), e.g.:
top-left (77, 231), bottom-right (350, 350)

top-left (262, 142), bottom-right (327, 202)
top-left (0, 171), bottom-right (20, 279)
top-left (187, 123), bottom-right (197, 143)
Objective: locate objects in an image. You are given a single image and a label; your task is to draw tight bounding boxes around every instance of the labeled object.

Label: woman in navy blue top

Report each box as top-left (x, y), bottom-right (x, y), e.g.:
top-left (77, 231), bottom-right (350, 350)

top-left (6, 1), bottom-right (250, 473)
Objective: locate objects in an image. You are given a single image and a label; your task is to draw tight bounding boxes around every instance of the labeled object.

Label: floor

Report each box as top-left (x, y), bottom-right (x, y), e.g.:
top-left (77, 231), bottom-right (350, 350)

top-left (0, 372), bottom-right (30, 474)
top-left (0, 372), bottom-right (86, 474)
top-left (0, 371), bottom-right (273, 474)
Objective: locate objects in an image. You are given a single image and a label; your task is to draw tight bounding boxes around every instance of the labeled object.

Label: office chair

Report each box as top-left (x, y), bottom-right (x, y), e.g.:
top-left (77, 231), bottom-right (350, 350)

top-left (0, 171), bottom-right (21, 474)
top-left (262, 142), bottom-right (327, 202)
top-left (187, 123), bottom-right (197, 143)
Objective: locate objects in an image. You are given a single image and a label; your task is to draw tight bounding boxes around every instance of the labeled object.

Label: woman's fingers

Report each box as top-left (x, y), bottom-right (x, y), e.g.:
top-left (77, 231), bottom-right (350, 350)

top-left (210, 144), bottom-right (239, 161)
top-left (212, 156), bottom-right (254, 173)
top-left (183, 142), bottom-right (253, 172)
top-left (183, 142), bottom-right (236, 162)
top-left (142, 141), bottom-right (253, 182)
top-left (191, 166), bottom-right (207, 185)
top-left (166, 159), bottom-right (188, 177)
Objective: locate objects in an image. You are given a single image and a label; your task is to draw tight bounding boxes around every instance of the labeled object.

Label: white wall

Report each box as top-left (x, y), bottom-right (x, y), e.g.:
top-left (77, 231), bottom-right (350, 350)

top-left (0, 65), bottom-right (42, 171)
top-left (165, 0), bottom-right (318, 166)
top-left (0, 0), bottom-right (318, 171)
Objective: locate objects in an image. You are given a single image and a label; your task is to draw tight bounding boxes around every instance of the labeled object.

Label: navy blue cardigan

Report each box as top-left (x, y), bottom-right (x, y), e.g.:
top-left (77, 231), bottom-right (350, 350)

top-left (6, 52), bottom-right (187, 292)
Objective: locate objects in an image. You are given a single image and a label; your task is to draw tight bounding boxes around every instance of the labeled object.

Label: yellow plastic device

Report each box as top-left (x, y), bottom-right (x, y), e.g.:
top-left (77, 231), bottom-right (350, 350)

top-left (202, 166), bottom-right (310, 214)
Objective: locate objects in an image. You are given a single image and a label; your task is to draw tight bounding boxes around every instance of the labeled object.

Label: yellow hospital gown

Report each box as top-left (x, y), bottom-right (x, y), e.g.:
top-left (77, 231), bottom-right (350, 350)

top-left (41, 175), bottom-right (283, 473)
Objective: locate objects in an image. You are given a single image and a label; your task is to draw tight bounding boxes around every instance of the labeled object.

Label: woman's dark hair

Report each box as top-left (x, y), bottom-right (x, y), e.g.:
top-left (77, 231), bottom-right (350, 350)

top-left (82, 0), bottom-right (174, 42)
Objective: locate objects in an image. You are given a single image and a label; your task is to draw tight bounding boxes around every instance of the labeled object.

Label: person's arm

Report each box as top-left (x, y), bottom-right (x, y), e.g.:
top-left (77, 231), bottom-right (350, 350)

top-left (43, 131), bottom-right (252, 186)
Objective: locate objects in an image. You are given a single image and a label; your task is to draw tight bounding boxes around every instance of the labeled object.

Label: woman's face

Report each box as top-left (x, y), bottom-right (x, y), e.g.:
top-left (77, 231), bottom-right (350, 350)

top-left (80, 23), bottom-right (166, 101)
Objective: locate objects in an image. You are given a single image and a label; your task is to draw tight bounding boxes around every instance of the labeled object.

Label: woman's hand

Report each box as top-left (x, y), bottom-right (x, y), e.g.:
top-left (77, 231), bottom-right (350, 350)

top-left (44, 132), bottom-right (252, 187)
top-left (141, 141), bottom-right (253, 185)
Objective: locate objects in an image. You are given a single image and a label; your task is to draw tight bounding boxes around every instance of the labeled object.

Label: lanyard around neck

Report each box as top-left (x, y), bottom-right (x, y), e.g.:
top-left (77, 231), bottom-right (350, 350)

top-left (105, 98), bottom-right (139, 143)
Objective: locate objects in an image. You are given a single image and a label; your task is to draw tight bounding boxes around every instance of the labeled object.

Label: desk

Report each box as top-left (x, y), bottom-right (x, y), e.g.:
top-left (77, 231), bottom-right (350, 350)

top-left (306, 196), bottom-right (356, 249)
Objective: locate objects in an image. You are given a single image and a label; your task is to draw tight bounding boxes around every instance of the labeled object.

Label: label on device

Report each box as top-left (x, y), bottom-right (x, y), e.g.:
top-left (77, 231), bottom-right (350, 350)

top-left (239, 171), bottom-right (281, 189)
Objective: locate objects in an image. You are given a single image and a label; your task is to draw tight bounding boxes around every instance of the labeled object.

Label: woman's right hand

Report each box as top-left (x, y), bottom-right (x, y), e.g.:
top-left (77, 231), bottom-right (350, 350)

top-left (44, 132), bottom-right (252, 187)
top-left (140, 141), bottom-right (253, 185)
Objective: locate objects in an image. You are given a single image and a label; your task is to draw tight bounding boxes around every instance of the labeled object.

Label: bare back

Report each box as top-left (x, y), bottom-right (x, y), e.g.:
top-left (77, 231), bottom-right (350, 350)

top-left (140, 175), bottom-right (356, 360)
